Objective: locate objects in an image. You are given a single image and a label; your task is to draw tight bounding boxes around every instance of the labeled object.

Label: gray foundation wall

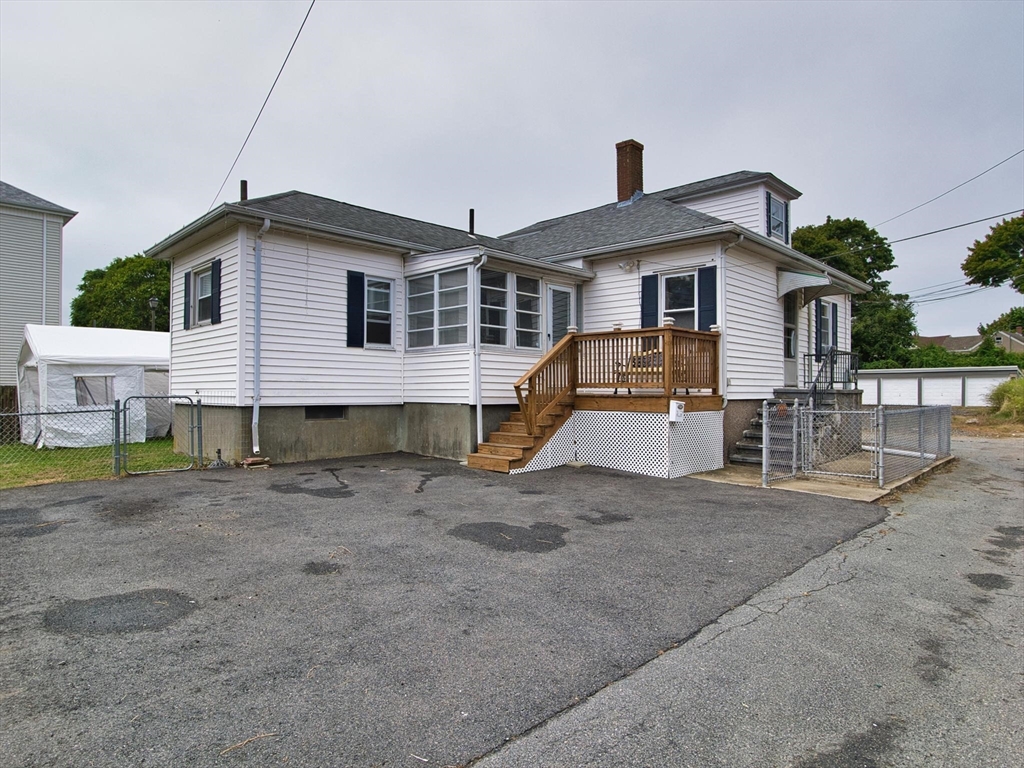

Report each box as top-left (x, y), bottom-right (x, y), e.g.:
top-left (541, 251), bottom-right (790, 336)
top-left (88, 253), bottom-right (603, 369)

top-left (176, 402), bottom-right (513, 465)
top-left (723, 399), bottom-right (760, 463)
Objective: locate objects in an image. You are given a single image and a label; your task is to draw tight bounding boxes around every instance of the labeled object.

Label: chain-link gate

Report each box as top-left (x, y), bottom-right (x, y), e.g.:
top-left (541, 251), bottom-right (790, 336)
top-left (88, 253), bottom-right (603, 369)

top-left (762, 400), bottom-right (801, 486)
top-left (121, 395), bottom-right (202, 475)
top-left (801, 408), bottom-right (879, 482)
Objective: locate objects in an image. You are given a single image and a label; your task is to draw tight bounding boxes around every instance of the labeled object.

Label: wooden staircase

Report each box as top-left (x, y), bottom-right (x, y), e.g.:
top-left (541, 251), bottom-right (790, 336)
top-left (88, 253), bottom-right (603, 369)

top-left (466, 402), bottom-right (573, 473)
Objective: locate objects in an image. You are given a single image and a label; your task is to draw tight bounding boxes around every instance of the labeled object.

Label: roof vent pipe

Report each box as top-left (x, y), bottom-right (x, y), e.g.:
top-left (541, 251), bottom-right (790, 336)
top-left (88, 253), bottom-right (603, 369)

top-left (615, 139), bottom-right (644, 202)
top-left (240, 180), bottom-right (248, 201)
top-left (469, 208), bottom-right (475, 235)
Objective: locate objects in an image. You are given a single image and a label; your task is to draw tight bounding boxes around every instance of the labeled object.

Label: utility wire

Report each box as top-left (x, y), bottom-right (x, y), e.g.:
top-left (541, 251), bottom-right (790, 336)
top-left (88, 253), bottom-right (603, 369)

top-left (873, 149), bottom-right (1024, 228)
top-left (207, 0), bottom-right (316, 212)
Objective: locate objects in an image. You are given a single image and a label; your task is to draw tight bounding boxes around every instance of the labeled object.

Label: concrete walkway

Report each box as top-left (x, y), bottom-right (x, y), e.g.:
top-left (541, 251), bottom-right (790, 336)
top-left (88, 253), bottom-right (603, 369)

top-left (474, 436), bottom-right (1024, 767)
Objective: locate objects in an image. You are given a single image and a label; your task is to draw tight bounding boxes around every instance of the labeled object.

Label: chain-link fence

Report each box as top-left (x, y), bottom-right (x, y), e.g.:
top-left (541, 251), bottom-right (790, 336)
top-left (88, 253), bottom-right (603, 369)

top-left (763, 402), bottom-right (951, 488)
top-left (1, 397), bottom-right (205, 489)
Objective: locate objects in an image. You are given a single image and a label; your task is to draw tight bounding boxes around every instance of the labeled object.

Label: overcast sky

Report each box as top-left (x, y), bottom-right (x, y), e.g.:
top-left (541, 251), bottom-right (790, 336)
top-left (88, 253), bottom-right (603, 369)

top-left (2, 0), bottom-right (1022, 335)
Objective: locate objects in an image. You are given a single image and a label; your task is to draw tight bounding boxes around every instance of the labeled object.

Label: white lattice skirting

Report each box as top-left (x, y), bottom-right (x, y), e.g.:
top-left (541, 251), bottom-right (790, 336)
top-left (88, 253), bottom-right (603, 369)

top-left (510, 410), bottom-right (724, 478)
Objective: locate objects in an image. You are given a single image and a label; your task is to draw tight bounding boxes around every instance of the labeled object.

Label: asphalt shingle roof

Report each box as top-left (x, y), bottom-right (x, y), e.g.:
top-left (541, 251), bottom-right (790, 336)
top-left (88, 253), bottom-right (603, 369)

top-left (236, 191), bottom-right (510, 253)
top-left (0, 181), bottom-right (77, 217)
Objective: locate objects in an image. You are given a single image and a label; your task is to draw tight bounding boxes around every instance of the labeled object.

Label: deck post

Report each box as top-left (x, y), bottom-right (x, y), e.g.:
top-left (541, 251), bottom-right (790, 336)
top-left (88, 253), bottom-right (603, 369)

top-left (661, 322), bottom-right (675, 397)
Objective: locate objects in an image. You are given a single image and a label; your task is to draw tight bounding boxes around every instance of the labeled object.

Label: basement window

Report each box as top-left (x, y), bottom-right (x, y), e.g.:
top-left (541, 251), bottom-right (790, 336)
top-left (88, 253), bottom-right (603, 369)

top-left (304, 406), bottom-right (348, 421)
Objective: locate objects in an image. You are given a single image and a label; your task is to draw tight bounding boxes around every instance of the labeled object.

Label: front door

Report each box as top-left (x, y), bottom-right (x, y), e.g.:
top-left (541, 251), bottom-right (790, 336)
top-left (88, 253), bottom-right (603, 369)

top-left (548, 286), bottom-right (574, 348)
top-left (784, 292), bottom-right (798, 386)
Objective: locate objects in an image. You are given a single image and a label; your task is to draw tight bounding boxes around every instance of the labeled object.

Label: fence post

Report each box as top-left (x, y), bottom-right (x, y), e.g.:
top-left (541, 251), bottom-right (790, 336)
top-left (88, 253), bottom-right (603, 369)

top-left (196, 399), bottom-right (203, 469)
top-left (112, 400), bottom-right (121, 477)
top-left (878, 406), bottom-right (886, 488)
top-left (761, 400), bottom-right (769, 487)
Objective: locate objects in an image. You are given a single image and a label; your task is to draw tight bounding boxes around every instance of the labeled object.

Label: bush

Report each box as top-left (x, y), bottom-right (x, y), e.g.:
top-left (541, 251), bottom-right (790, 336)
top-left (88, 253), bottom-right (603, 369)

top-left (987, 378), bottom-right (1024, 422)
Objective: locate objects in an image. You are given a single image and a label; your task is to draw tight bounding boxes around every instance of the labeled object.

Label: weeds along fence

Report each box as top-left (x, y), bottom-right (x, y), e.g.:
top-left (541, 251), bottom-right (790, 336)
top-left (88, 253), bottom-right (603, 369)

top-left (0, 396), bottom-right (204, 490)
top-left (762, 403), bottom-right (951, 488)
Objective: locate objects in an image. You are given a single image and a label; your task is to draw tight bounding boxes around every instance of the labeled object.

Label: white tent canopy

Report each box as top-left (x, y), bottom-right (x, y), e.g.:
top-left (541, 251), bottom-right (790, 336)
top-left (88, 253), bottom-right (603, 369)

top-left (18, 325), bottom-right (171, 448)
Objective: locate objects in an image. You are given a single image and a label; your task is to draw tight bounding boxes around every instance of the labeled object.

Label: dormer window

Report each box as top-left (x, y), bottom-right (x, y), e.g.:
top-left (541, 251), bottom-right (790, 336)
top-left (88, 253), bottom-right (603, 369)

top-left (767, 192), bottom-right (789, 243)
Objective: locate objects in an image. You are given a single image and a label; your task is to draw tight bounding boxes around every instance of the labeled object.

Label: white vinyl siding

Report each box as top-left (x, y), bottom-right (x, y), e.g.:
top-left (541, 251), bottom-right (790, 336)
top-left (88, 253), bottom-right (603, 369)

top-left (724, 247), bottom-right (784, 399)
top-left (169, 231), bottom-right (240, 400)
top-left (0, 206), bottom-right (63, 386)
top-left (480, 350), bottom-right (542, 404)
top-left (403, 349), bottom-right (472, 403)
top-left (239, 230), bottom-right (404, 406)
top-left (673, 188), bottom-right (763, 233)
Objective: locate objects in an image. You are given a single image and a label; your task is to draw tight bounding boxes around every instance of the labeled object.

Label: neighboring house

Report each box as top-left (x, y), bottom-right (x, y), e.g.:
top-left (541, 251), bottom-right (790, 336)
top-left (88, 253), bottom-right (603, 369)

top-left (992, 328), bottom-right (1024, 354)
top-left (145, 140), bottom-right (869, 471)
top-left (0, 181), bottom-right (77, 408)
top-left (914, 334), bottom-right (985, 354)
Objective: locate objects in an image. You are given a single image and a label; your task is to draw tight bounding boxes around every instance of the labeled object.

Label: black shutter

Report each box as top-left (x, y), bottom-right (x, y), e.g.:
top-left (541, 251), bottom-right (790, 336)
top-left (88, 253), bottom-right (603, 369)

top-left (831, 301), bottom-right (839, 349)
top-left (210, 259), bottom-right (222, 325)
top-left (183, 270), bottom-right (192, 330)
top-left (815, 298), bottom-right (823, 358)
top-left (347, 270), bottom-right (365, 348)
top-left (640, 274), bottom-right (659, 328)
top-left (697, 265), bottom-right (717, 332)
top-left (766, 191), bottom-right (772, 236)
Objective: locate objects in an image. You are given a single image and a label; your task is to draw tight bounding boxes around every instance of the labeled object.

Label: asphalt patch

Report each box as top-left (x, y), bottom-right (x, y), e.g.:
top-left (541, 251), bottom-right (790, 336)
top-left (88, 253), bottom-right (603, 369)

top-left (270, 469), bottom-right (354, 499)
top-left (3, 520), bottom-right (74, 538)
top-left (43, 589), bottom-right (198, 636)
top-left (790, 718), bottom-right (905, 768)
top-left (303, 561), bottom-right (343, 575)
top-left (914, 637), bottom-right (953, 683)
top-left (99, 498), bottom-right (162, 523)
top-left (0, 507), bottom-right (40, 526)
top-left (448, 522), bottom-right (569, 553)
top-left (576, 510), bottom-right (632, 525)
top-left (45, 495), bottom-right (103, 508)
top-left (415, 472), bottom-right (442, 493)
top-left (966, 572), bottom-right (1012, 591)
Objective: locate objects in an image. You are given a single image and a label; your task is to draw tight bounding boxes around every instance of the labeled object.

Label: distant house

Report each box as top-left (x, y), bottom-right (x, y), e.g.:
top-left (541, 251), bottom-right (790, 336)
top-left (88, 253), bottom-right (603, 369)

top-left (992, 329), bottom-right (1024, 354)
top-left (146, 140), bottom-right (869, 474)
top-left (0, 181), bottom-right (77, 407)
top-left (914, 334), bottom-right (985, 354)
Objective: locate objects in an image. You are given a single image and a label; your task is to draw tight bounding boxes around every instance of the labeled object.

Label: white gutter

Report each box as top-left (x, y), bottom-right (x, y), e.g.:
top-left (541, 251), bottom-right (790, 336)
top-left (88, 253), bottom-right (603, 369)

top-left (472, 251), bottom-right (488, 448)
top-left (251, 218), bottom-right (271, 454)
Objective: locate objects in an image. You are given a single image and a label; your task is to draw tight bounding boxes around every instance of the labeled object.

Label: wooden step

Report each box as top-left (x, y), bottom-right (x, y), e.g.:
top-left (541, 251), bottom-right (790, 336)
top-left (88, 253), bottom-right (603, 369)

top-left (487, 432), bottom-right (535, 447)
top-left (476, 442), bottom-right (525, 459)
top-left (466, 453), bottom-right (512, 473)
top-left (509, 411), bottom-right (525, 423)
top-left (498, 421), bottom-right (529, 434)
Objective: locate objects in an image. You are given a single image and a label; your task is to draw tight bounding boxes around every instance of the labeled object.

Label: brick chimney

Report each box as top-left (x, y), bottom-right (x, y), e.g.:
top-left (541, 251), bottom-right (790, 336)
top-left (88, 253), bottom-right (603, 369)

top-left (616, 139), bottom-right (644, 202)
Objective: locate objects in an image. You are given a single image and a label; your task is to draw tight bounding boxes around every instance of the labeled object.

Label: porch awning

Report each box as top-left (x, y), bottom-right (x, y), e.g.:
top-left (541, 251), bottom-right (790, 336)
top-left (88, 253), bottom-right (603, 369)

top-left (777, 269), bottom-right (851, 305)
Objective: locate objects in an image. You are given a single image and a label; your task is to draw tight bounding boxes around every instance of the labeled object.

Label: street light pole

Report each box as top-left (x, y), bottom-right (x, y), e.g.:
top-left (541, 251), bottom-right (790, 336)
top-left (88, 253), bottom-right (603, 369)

top-left (149, 296), bottom-right (159, 332)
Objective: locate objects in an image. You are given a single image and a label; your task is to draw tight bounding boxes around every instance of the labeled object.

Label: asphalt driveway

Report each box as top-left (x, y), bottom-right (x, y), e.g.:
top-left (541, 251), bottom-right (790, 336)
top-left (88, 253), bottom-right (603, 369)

top-left (0, 454), bottom-right (885, 767)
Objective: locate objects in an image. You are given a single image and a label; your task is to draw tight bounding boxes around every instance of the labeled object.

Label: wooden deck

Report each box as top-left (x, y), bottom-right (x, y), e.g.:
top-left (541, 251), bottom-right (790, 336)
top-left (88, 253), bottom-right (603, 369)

top-left (467, 326), bottom-right (722, 473)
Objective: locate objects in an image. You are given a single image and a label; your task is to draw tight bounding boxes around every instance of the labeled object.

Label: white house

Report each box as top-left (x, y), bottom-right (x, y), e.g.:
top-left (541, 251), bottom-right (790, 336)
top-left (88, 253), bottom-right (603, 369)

top-left (145, 141), bottom-right (869, 473)
top-left (0, 181), bottom-right (77, 408)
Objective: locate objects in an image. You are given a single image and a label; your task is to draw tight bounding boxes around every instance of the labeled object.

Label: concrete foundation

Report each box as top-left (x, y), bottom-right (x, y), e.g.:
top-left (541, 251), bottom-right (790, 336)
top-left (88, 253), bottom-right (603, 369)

top-left (176, 402), bottom-right (514, 465)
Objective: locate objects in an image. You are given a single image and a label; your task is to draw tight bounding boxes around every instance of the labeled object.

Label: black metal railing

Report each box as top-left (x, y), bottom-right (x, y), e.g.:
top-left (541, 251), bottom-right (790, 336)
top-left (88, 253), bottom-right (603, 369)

top-left (803, 350), bottom-right (859, 404)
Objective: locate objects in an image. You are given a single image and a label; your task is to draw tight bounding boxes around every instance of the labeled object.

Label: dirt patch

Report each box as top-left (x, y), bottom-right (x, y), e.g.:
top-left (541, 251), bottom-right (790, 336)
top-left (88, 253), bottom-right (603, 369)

top-left (966, 572), bottom-right (1012, 591)
top-left (448, 522), bottom-right (569, 553)
top-left (43, 589), bottom-right (198, 636)
top-left (951, 408), bottom-right (1024, 438)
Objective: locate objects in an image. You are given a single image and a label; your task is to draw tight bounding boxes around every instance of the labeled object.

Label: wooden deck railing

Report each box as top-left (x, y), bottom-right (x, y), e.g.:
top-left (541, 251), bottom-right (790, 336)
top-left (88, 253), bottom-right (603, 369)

top-left (513, 326), bottom-right (720, 435)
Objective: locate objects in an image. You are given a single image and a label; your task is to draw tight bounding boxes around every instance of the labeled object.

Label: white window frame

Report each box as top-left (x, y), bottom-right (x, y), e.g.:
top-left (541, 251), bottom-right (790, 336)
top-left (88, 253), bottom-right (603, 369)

top-left (364, 276), bottom-right (394, 348)
top-left (479, 269), bottom-right (508, 347)
top-left (193, 266), bottom-right (213, 326)
top-left (662, 271), bottom-right (698, 330)
top-left (820, 302), bottom-right (834, 351)
top-left (768, 193), bottom-right (788, 242)
top-left (784, 292), bottom-right (798, 360)
top-left (406, 268), bottom-right (469, 349)
top-left (514, 275), bottom-right (542, 350)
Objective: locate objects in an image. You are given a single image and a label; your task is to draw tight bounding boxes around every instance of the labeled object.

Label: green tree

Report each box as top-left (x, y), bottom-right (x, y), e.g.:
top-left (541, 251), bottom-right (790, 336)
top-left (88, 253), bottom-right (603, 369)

top-left (961, 215), bottom-right (1024, 294)
top-left (792, 217), bottom-right (917, 364)
top-left (978, 306), bottom-right (1024, 335)
top-left (71, 255), bottom-right (170, 331)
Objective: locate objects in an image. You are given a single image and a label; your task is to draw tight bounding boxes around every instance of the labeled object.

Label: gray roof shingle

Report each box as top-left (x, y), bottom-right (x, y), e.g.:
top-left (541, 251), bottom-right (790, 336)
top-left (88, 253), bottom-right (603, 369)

top-left (0, 181), bottom-right (77, 218)
top-left (236, 191), bottom-right (510, 253)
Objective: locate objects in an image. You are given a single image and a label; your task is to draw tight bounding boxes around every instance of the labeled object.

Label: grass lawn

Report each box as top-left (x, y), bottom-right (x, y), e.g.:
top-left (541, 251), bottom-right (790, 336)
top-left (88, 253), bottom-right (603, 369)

top-left (0, 437), bottom-right (188, 490)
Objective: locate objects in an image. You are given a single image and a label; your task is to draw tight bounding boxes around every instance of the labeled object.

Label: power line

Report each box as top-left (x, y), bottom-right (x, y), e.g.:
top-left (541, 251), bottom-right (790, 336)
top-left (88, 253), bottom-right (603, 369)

top-left (873, 149), bottom-right (1024, 228)
top-left (207, 0), bottom-right (316, 212)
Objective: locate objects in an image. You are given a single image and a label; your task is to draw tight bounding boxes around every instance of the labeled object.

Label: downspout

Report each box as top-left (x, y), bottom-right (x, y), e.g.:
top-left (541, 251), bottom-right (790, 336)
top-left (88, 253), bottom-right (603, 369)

top-left (251, 218), bottom-right (271, 454)
top-left (472, 252), bottom-right (488, 448)
top-left (718, 234), bottom-right (745, 408)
